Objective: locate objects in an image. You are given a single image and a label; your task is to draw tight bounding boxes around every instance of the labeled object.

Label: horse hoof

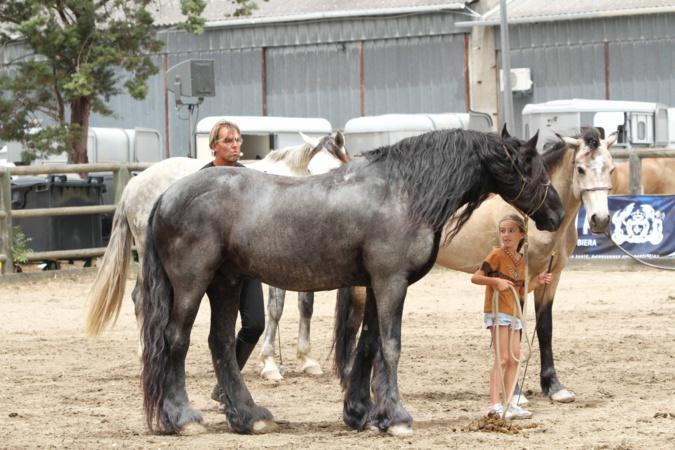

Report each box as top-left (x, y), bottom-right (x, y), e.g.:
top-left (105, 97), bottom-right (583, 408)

top-left (260, 367), bottom-right (284, 381)
top-left (551, 389), bottom-right (576, 403)
top-left (251, 419), bottom-right (278, 434)
top-left (180, 422), bottom-right (207, 436)
top-left (387, 423), bottom-right (413, 436)
top-left (514, 393), bottom-right (529, 406)
top-left (300, 360), bottom-right (323, 376)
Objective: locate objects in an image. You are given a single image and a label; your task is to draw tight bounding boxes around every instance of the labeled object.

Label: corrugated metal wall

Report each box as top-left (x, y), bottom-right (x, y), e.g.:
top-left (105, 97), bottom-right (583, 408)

top-left (266, 43), bottom-right (361, 125)
top-left (496, 13), bottom-right (675, 134)
top-left (87, 12), bottom-right (468, 156)
top-left (2, 12), bottom-right (469, 156)
top-left (364, 35), bottom-right (466, 115)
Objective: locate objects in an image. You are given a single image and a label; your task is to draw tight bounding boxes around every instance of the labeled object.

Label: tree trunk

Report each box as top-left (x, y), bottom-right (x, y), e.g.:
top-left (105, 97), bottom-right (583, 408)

top-left (70, 97), bottom-right (92, 164)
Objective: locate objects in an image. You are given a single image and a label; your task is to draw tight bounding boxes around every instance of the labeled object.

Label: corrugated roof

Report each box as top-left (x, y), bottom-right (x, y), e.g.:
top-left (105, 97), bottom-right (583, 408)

top-left (151, 0), bottom-right (471, 28)
top-left (458, 0), bottom-right (675, 26)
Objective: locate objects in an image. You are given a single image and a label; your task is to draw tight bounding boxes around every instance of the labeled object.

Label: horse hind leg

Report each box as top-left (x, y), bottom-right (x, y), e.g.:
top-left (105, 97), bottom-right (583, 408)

top-left (297, 291), bottom-right (322, 376)
top-left (259, 286), bottom-right (285, 381)
top-left (208, 275), bottom-right (276, 433)
top-left (342, 287), bottom-right (378, 431)
top-left (132, 278), bottom-right (144, 360)
top-left (155, 285), bottom-right (205, 433)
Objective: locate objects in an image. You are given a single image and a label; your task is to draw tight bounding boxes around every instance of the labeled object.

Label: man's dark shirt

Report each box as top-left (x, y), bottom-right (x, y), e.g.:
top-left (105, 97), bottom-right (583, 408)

top-left (200, 161), bottom-right (245, 170)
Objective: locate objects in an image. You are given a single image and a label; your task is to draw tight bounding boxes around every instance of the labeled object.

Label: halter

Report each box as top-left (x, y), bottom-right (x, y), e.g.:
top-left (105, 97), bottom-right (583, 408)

top-left (501, 143), bottom-right (551, 215)
top-left (579, 185), bottom-right (612, 194)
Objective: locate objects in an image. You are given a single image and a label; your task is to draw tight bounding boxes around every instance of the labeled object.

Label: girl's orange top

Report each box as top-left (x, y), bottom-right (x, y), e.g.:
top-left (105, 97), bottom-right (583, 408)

top-left (480, 247), bottom-right (525, 316)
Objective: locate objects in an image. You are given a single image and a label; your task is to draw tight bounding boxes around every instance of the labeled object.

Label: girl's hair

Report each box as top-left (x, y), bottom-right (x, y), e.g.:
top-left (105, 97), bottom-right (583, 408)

top-left (499, 214), bottom-right (526, 252)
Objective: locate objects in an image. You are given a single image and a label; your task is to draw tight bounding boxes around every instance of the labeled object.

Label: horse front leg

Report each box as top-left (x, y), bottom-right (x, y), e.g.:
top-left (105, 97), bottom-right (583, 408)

top-left (260, 286), bottom-right (285, 381)
top-left (535, 276), bottom-right (576, 403)
top-left (208, 276), bottom-right (276, 433)
top-left (343, 288), bottom-right (378, 431)
top-left (370, 277), bottom-right (412, 436)
top-left (297, 291), bottom-right (322, 375)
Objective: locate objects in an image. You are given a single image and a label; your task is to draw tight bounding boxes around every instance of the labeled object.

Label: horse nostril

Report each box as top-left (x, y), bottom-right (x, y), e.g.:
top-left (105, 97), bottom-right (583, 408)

top-left (590, 214), bottom-right (609, 231)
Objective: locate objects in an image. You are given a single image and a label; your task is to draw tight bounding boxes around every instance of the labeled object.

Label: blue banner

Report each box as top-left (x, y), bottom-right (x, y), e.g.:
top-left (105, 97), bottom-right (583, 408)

top-left (573, 195), bottom-right (675, 259)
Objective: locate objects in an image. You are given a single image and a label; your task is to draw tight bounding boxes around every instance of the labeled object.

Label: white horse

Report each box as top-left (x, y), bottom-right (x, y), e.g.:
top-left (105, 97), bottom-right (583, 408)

top-left (85, 132), bottom-right (349, 343)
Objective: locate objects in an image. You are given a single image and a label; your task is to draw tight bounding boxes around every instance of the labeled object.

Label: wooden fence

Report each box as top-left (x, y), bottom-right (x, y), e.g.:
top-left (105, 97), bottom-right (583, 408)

top-left (0, 149), bottom-right (674, 275)
top-left (610, 147), bottom-right (675, 195)
top-left (0, 162), bottom-right (151, 274)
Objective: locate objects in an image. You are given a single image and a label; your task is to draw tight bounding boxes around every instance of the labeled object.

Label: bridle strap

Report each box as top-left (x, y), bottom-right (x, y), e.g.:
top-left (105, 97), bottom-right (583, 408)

top-left (579, 185), bottom-right (612, 193)
top-left (526, 181), bottom-right (550, 216)
top-left (501, 143), bottom-right (526, 179)
top-left (510, 178), bottom-right (527, 203)
top-left (502, 143), bottom-right (528, 202)
top-left (501, 142), bottom-right (551, 216)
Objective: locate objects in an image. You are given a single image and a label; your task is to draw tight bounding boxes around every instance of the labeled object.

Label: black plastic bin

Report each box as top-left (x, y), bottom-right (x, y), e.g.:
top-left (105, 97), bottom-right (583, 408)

top-left (11, 175), bottom-right (106, 254)
top-left (87, 172), bottom-right (114, 246)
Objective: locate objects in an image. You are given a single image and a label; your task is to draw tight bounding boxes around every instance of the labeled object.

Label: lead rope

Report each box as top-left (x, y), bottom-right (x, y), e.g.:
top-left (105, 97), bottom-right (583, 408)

top-left (604, 230), bottom-right (675, 271)
top-left (517, 252), bottom-right (555, 403)
top-left (492, 213), bottom-right (533, 419)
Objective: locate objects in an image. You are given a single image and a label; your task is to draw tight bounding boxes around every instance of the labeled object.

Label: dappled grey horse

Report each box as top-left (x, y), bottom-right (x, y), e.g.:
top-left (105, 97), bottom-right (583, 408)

top-left (140, 127), bottom-right (563, 435)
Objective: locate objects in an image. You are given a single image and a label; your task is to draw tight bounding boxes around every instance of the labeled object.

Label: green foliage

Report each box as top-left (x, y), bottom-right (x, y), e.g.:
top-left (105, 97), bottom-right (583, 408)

top-left (11, 225), bottom-right (33, 265)
top-left (232, 0), bottom-right (266, 17)
top-left (0, 0), bottom-right (210, 163)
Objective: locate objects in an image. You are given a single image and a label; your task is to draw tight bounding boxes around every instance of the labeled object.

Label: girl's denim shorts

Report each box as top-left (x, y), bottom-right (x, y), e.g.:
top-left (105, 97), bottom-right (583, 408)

top-left (484, 312), bottom-right (522, 330)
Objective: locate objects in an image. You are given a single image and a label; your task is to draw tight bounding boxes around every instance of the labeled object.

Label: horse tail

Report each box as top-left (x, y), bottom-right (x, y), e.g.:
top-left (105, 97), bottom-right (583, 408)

top-left (85, 195), bottom-right (133, 337)
top-left (333, 286), bottom-right (367, 388)
top-left (141, 198), bottom-right (173, 432)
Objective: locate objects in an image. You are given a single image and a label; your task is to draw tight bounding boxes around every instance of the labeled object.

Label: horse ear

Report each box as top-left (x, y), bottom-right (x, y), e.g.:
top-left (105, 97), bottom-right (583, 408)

top-left (525, 131), bottom-right (539, 151)
top-left (562, 136), bottom-right (581, 148)
top-left (606, 132), bottom-right (618, 148)
top-left (501, 123), bottom-right (510, 139)
top-left (299, 131), bottom-right (319, 147)
top-left (334, 130), bottom-right (345, 148)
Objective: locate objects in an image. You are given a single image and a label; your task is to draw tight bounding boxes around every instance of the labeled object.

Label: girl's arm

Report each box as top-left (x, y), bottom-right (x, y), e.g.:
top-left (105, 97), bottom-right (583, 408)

top-left (471, 269), bottom-right (513, 292)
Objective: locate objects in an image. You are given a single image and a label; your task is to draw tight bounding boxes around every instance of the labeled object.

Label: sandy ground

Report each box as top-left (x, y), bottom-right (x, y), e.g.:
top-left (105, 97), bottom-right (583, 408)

top-left (1, 265), bottom-right (674, 449)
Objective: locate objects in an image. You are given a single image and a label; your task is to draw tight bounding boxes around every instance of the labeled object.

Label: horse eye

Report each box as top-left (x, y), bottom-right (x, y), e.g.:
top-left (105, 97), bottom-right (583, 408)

top-left (577, 166), bottom-right (586, 176)
top-left (609, 167), bottom-right (616, 175)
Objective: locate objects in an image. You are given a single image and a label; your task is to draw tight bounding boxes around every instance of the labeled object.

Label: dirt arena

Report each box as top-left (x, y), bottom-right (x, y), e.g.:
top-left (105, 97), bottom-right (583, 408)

top-left (1, 264), bottom-right (674, 449)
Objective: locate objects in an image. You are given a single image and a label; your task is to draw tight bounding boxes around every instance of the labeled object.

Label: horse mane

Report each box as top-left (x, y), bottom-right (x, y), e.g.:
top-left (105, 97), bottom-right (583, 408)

top-left (541, 140), bottom-right (569, 173)
top-left (363, 129), bottom-right (516, 237)
top-left (263, 143), bottom-right (313, 170)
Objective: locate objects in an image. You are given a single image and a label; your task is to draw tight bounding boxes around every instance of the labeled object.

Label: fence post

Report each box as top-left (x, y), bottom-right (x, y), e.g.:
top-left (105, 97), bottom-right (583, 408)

top-left (113, 163), bottom-right (130, 204)
top-left (0, 168), bottom-right (13, 274)
top-left (628, 148), bottom-right (642, 195)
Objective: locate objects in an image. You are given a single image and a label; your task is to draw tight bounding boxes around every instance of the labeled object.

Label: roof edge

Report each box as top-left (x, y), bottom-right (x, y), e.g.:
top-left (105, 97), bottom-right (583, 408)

top-left (202, 4), bottom-right (469, 29)
top-left (456, 5), bottom-right (675, 27)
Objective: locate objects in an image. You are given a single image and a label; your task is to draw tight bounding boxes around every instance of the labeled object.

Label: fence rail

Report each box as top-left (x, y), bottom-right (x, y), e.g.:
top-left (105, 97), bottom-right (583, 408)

top-left (0, 162), bottom-right (152, 274)
top-left (1, 149), bottom-right (675, 274)
top-left (610, 147), bottom-right (675, 195)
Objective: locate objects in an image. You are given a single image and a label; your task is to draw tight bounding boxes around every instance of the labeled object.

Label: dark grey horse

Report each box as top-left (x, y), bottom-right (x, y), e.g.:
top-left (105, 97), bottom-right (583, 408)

top-left (140, 127), bottom-right (564, 435)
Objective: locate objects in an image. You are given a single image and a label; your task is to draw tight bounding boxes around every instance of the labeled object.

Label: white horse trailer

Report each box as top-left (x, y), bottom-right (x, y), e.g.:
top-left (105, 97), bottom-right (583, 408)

top-left (343, 112), bottom-right (493, 156)
top-left (4, 127), bottom-right (163, 164)
top-left (195, 116), bottom-right (333, 161)
top-left (521, 99), bottom-right (675, 149)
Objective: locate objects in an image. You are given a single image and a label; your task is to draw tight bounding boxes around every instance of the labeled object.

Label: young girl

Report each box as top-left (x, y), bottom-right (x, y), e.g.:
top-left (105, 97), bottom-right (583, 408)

top-left (470, 214), bottom-right (552, 419)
